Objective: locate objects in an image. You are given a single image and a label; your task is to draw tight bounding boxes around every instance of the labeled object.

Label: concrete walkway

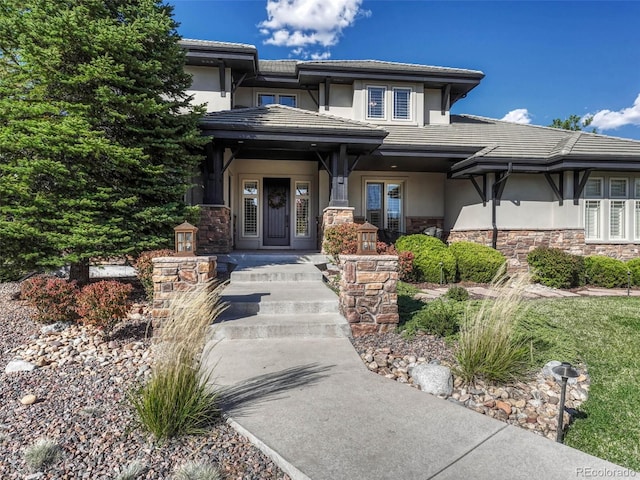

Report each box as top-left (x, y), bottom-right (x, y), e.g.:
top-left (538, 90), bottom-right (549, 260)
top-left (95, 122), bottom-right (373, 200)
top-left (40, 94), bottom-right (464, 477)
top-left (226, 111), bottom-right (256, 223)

top-left (204, 257), bottom-right (636, 480)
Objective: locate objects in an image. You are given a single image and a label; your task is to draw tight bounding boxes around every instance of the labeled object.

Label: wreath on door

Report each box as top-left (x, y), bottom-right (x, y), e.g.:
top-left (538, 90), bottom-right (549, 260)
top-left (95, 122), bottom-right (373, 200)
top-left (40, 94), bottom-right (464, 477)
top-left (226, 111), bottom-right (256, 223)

top-left (268, 189), bottom-right (287, 209)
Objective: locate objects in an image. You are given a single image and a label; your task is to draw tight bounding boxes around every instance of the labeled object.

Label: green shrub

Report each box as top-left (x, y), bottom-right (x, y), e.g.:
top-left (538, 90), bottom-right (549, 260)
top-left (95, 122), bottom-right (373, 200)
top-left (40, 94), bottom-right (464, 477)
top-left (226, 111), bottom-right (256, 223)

top-left (455, 274), bottom-right (530, 384)
top-left (322, 223), bottom-right (358, 262)
top-left (115, 460), bottom-right (147, 480)
top-left (401, 299), bottom-right (463, 338)
top-left (395, 235), bottom-right (455, 283)
top-left (627, 258), bottom-right (640, 286)
top-left (449, 241), bottom-right (506, 283)
top-left (76, 281), bottom-right (133, 334)
top-left (527, 247), bottom-right (585, 289)
top-left (134, 249), bottom-right (174, 300)
top-left (584, 256), bottom-right (628, 288)
top-left (130, 282), bottom-right (226, 439)
top-left (20, 276), bottom-right (79, 323)
top-left (445, 285), bottom-right (469, 301)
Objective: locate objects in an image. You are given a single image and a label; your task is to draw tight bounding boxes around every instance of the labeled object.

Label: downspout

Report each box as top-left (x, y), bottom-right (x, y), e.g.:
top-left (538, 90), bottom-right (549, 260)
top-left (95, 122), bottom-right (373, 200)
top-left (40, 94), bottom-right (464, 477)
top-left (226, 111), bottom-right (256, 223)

top-left (491, 163), bottom-right (513, 249)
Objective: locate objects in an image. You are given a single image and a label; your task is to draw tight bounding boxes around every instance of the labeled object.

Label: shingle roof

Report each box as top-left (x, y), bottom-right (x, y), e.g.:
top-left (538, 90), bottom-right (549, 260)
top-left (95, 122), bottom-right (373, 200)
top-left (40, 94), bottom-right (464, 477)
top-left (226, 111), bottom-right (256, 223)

top-left (383, 115), bottom-right (640, 160)
top-left (180, 39), bottom-right (256, 52)
top-left (298, 60), bottom-right (484, 78)
top-left (258, 60), bottom-right (298, 75)
top-left (202, 104), bottom-right (387, 137)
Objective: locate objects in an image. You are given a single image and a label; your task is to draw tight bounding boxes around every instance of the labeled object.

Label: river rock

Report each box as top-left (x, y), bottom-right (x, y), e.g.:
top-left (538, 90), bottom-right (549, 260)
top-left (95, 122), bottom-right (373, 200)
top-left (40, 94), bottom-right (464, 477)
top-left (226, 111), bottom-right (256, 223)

top-left (5, 359), bottom-right (37, 373)
top-left (410, 363), bottom-right (453, 396)
top-left (20, 394), bottom-right (37, 405)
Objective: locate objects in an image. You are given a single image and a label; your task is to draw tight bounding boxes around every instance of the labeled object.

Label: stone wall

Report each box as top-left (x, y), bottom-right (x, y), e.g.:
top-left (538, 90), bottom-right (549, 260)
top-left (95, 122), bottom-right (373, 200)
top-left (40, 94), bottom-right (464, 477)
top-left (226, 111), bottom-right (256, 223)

top-left (339, 254), bottom-right (399, 336)
top-left (151, 256), bottom-right (217, 319)
top-left (198, 205), bottom-right (232, 254)
top-left (447, 229), bottom-right (640, 268)
top-left (405, 217), bottom-right (444, 235)
top-left (321, 207), bottom-right (354, 253)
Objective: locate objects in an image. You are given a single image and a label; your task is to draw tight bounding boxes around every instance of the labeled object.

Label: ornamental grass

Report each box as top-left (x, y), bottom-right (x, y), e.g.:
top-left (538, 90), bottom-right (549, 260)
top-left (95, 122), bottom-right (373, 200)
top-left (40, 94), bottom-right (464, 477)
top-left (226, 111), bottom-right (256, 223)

top-left (130, 281), bottom-right (227, 439)
top-left (455, 270), bottom-right (530, 384)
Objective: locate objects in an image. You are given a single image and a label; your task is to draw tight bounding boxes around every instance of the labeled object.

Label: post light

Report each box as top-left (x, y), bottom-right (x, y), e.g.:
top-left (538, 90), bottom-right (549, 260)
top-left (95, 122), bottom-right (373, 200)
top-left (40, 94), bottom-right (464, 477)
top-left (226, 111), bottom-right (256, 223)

top-left (174, 221), bottom-right (198, 256)
top-left (439, 261), bottom-right (444, 285)
top-left (552, 362), bottom-right (579, 443)
top-left (628, 270), bottom-right (631, 297)
top-left (356, 222), bottom-right (378, 255)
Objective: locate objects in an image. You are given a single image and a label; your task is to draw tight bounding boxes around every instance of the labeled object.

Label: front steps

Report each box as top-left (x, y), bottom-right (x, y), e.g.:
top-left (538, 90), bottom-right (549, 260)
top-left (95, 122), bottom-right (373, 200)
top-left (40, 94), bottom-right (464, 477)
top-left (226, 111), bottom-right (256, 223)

top-left (212, 259), bottom-right (350, 340)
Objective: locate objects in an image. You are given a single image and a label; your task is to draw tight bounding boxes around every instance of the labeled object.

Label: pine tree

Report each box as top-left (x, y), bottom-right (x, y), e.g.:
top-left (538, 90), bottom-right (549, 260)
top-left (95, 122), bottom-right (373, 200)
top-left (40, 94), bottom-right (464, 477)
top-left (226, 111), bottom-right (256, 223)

top-left (0, 0), bottom-right (205, 282)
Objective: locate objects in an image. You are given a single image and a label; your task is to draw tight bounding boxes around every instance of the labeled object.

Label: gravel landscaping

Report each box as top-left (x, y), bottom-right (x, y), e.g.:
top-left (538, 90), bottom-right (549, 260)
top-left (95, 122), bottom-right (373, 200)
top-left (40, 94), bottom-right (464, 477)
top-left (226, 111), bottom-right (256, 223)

top-left (0, 282), bottom-right (289, 480)
top-left (351, 332), bottom-right (590, 441)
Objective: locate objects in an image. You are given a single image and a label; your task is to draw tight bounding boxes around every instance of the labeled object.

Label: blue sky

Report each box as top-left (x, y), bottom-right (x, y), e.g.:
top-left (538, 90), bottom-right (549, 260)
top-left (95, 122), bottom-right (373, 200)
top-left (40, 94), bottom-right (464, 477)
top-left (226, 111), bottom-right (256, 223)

top-left (169, 0), bottom-right (640, 140)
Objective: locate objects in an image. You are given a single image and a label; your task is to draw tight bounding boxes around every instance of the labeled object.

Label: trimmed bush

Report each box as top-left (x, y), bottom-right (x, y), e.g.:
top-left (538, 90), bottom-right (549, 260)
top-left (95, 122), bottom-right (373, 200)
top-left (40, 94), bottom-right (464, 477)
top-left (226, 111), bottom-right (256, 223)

top-left (445, 285), bottom-right (469, 302)
top-left (322, 223), bottom-right (358, 261)
top-left (395, 235), bottom-right (455, 283)
top-left (627, 258), bottom-right (640, 286)
top-left (20, 276), bottom-right (79, 323)
top-left (401, 298), bottom-right (463, 338)
top-left (134, 249), bottom-right (174, 300)
top-left (449, 241), bottom-right (506, 283)
top-left (584, 256), bottom-right (628, 288)
top-left (527, 247), bottom-right (585, 289)
top-left (76, 281), bottom-right (133, 334)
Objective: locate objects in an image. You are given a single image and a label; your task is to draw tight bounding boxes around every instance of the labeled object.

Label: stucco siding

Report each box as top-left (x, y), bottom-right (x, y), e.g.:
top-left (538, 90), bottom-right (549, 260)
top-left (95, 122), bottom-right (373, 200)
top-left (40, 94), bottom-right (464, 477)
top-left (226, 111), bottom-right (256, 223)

top-left (185, 66), bottom-right (231, 112)
top-left (445, 174), bottom-right (583, 232)
top-left (424, 88), bottom-right (449, 125)
top-left (234, 87), bottom-right (317, 111)
top-left (319, 83), bottom-right (354, 119)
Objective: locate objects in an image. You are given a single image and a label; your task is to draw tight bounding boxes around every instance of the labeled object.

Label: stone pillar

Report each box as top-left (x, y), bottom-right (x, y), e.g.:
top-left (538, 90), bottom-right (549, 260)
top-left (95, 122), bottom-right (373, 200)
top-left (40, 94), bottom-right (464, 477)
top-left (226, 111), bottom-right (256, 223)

top-left (151, 256), bottom-right (217, 319)
top-left (198, 205), bottom-right (232, 254)
top-left (321, 206), bottom-right (354, 253)
top-left (339, 254), bottom-right (399, 336)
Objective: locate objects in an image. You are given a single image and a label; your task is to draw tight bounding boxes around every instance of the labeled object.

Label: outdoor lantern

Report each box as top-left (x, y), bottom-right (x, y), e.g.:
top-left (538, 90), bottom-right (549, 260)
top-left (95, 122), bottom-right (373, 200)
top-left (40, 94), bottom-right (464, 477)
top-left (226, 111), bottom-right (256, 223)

top-left (552, 362), bottom-right (580, 443)
top-left (174, 221), bottom-right (198, 256)
top-left (356, 221), bottom-right (378, 255)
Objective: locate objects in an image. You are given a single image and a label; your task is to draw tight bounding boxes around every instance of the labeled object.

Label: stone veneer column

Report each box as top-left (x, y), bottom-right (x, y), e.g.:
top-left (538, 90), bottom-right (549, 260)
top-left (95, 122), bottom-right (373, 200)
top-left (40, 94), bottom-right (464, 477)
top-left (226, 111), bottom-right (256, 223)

top-left (198, 205), bottom-right (232, 254)
top-left (339, 254), bottom-right (399, 336)
top-left (321, 206), bottom-right (354, 253)
top-left (151, 256), bottom-right (217, 319)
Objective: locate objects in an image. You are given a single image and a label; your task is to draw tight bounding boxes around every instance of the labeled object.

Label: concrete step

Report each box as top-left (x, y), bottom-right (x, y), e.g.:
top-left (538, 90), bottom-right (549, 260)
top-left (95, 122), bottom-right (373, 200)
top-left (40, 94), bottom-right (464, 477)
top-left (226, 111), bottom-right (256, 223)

top-left (220, 281), bottom-right (339, 316)
top-left (211, 313), bottom-right (351, 339)
top-left (230, 264), bottom-right (322, 283)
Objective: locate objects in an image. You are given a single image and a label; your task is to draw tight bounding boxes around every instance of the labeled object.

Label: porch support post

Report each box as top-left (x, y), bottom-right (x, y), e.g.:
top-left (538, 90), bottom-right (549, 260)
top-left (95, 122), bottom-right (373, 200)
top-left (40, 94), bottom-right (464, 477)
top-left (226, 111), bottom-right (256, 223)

top-left (203, 142), bottom-right (225, 205)
top-left (329, 144), bottom-right (349, 207)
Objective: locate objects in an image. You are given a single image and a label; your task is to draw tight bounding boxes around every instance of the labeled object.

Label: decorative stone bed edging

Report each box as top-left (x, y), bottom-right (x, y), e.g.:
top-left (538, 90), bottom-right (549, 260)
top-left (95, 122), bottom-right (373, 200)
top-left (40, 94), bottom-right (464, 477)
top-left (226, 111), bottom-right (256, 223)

top-left (352, 333), bottom-right (589, 441)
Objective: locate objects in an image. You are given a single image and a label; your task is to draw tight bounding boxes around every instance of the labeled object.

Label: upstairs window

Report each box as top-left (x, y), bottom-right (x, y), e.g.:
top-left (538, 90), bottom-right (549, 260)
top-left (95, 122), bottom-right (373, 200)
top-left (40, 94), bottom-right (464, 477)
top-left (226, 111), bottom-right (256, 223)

top-left (393, 88), bottom-right (411, 120)
top-left (367, 86), bottom-right (386, 119)
top-left (258, 93), bottom-right (297, 108)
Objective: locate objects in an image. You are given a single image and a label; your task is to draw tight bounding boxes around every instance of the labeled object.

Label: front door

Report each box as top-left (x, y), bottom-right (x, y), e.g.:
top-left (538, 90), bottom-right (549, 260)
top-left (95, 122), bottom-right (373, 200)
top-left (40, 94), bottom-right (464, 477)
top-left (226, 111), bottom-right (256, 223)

top-left (263, 178), bottom-right (290, 246)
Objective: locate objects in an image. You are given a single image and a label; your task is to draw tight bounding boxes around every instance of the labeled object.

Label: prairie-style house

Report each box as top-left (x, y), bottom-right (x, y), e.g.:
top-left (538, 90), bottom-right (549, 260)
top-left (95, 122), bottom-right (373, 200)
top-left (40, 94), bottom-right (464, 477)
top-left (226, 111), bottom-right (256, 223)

top-left (181, 39), bottom-right (640, 266)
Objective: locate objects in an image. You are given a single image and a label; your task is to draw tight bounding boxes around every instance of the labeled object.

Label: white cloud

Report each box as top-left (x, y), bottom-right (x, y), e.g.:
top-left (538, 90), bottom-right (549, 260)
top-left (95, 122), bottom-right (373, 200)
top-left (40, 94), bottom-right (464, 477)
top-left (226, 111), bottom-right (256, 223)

top-left (588, 94), bottom-right (640, 131)
top-left (501, 108), bottom-right (532, 125)
top-left (259, 0), bottom-right (370, 57)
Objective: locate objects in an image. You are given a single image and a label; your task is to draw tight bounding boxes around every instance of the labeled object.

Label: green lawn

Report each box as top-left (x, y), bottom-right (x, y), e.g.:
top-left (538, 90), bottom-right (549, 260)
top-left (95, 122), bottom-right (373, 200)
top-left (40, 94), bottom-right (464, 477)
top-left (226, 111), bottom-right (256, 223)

top-left (523, 297), bottom-right (640, 471)
top-left (397, 285), bottom-right (640, 471)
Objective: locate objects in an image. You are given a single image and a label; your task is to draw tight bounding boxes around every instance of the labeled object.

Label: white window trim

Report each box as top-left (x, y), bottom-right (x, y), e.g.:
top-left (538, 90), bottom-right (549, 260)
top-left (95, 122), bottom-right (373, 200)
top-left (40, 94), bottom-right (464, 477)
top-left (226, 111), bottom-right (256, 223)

top-left (392, 87), bottom-right (412, 121)
top-left (294, 181), bottom-right (311, 238)
top-left (257, 92), bottom-right (297, 108)
top-left (241, 179), bottom-right (260, 238)
top-left (366, 85), bottom-right (387, 120)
